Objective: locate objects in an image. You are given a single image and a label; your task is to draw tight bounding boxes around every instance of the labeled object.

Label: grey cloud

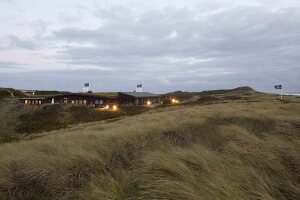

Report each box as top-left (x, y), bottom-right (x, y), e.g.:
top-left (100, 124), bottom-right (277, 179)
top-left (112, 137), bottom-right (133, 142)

top-left (52, 5), bottom-right (300, 64)
top-left (0, 61), bottom-right (21, 69)
top-left (4, 35), bottom-right (37, 50)
top-left (27, 20), bottom-right (50, 37)
top-left (47, 4), bottom-right (300, 92)
top-left (53, 28), bottom-right (101, 42)
top-left (57, 6), bottom-right (90, 25)
top-left (94, 5), bottom-right (134, 22)
top-left (1, 1), bottom-right (300, 93)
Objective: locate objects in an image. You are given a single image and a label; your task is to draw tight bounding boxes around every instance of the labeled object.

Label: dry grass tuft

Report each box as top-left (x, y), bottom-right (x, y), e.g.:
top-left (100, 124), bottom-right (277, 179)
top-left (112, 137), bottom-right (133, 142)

top-left (0, 99), bottom-right (299, 199)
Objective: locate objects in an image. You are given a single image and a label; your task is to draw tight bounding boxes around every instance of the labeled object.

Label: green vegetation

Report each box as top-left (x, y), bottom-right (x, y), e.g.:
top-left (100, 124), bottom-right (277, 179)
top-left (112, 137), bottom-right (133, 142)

top-left (0, 90), bottom-right (11, 99)
top-left (184, 95), bottom-right (221, 105)
top-left (0, 102), bottom-right (152, 142)
top-left (69, 106), bottom-right (122, 122)
top-left (0, 100), bottom-right (37, 143)
top-left (120, 105), bottom-right (151, 116)
top-left (16, 104), bottom-right (70, 133)
top-left (163, 87), bottom-right (256, 102)
top-left (162, 91), bottom-right (195, 101)
top-left (194, 86), bottom-right (255, 97)
top-left (92, 92), bottom-right (118, 97)
top-left (16, 105), bottom-right (151, 134)
top-left (0, 88), bottom-right (26, 99)
top-left (0, 87), bottom-right (299, 199)
top-left (0, 95), bottom-right (299, 199)
top-left (33, 90), bottom-right (69, 96)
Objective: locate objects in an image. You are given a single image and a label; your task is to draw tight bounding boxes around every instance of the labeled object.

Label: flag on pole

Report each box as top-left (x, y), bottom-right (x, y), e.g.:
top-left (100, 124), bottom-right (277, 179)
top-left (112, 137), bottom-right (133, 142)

top-left (274, 85), bottom-right (283, 99)
top-left (274, 85), bottom-right (282, 89)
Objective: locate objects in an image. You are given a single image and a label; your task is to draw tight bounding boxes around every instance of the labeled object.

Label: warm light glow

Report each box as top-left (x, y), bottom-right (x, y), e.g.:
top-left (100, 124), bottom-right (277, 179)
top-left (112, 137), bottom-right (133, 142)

top-left (105, 105), bottom-right (109, 109)
top-left (112, 105), bottom-right (118, 111)
top-left (171, 98), bottom-right (180, 104)
top-left (147, 100), bottom-right (151, 106)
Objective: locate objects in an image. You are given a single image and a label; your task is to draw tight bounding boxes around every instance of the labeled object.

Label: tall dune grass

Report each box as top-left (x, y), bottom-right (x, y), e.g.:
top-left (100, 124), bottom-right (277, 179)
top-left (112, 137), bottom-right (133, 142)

top-left (0, 101), bottom-right (299, 199)
top-left (0, 103), bottom-right (151, 143)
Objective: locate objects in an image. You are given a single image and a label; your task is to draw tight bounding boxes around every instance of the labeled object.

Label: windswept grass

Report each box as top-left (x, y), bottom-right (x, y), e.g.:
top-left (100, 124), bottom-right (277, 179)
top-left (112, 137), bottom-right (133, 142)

top-left (0, 102), bottom-right (153, 143)
top-left (15, 104), bottom-right (151, 134)
top-left (0, 90), bottom-right (12, 100)
top-left (0, 86), bottom-right (283, 144)
top-left (16, 104), bottom-right (69, 133)
top-left (0, 100), bottom-right (299, 199)
top-left (0, 100), bottom-right (37, 143)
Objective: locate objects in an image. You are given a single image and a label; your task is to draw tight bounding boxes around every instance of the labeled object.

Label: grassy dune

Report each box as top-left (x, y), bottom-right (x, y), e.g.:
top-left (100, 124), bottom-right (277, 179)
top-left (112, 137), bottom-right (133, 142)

top-left (0, 100), bottom-right (38, 143)
top-left (162, 86), bottom-right (257, 102)
top-left (0, 98), bottom-right (299, 199)
top-left (0, 88), bottom-right (26, 100)
top-left (0, 102), bottom-right (151, 143)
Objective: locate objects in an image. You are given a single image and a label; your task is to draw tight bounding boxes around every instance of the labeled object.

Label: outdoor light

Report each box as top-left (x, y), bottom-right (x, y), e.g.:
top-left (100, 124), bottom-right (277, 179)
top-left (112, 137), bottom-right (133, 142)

top-left (105, 105), bottom-right (109, 109)
top-left (147, 100), bottom-right (151, 106)
top-left (112, 105), bottom-right (118, 111)
top-left (171, 99), bottom-right (179, 104)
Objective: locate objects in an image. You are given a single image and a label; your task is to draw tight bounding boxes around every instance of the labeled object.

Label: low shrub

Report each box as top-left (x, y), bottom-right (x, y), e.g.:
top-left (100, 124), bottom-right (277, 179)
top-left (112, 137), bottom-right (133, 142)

top-left (16, 104), bottom-right (68, 133)
top-left (69, 105), bottom-right (121, 123)
top-left (0, 90), bottom-right (11, 100)
top-left (120, 106), bottom-right (151, 116)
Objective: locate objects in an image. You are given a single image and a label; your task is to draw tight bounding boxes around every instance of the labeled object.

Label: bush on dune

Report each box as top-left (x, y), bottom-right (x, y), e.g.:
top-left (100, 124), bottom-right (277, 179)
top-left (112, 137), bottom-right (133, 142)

top-left (14, 104), bottom-right (151, 135)
top-left (0, 88), bottom-right (26, 99)
top-left (0, 90), bottom-right (12, 100)
top-left (16, 104), bottom-right (68, 134)
top-left (69, 106), bottom-right (122, 123)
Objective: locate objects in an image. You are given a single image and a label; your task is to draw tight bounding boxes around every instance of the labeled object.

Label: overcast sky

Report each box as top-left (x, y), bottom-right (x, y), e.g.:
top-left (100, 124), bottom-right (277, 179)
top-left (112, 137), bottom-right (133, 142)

top-left (0, 0), bottom-right (299, 93)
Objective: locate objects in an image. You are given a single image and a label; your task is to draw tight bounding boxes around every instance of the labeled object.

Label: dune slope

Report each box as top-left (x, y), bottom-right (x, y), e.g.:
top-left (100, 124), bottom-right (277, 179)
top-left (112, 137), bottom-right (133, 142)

top-left (0, 100), bottom-right (299, 200)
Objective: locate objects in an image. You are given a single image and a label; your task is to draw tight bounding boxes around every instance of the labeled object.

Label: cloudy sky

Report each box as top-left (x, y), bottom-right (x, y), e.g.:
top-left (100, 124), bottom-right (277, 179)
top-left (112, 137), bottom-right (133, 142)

top-left (0, 0), bottom-right (299, 93)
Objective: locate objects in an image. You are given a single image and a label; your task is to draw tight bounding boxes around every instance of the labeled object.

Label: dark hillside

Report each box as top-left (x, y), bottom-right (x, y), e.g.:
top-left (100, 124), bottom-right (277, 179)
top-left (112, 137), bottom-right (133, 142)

top-left (33, 90), bottom-right (70, 96)
top-left (0, 88), bottom-right (27, 99)
top-left (195, 86), bottom-right (256, 96)
top-left (0, 100), bottom-right (37, 143)
top-left (0, 90), bottom-right (11, 99)
top-left (16, 105), bottom-right (151, 134)
top-left (162, 87), bottom-right (256, 102)
top-left (0, 102), bottom-right (151, 143)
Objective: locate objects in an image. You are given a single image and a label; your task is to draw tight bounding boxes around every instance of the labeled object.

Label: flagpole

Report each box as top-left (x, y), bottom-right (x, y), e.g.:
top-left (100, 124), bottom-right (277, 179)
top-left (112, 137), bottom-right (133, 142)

top-left (275, 85), bottom-right (283, 100)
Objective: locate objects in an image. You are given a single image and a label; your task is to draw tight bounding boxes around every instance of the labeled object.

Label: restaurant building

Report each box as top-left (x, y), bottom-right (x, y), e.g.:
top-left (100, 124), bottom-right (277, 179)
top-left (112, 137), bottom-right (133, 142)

top-left (19, 92), bottom-right (160, 107)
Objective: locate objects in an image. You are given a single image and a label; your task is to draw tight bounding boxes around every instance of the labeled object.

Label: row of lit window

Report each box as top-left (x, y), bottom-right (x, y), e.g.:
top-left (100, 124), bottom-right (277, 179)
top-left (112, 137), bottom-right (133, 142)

top-left (24, 100), bottom-right (42, 105)
top-left (71, 100), bottom-right (87, 104)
